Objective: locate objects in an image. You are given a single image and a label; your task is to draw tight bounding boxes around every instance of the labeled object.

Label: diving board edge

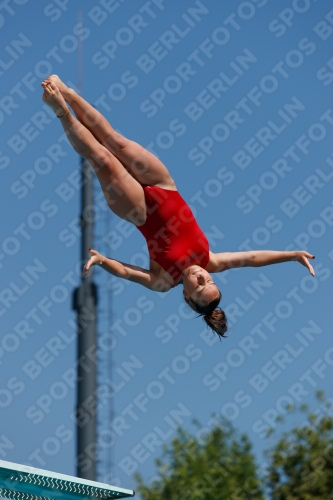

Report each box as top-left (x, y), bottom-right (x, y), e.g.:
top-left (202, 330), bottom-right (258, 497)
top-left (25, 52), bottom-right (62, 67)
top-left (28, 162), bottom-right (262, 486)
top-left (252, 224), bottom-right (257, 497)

top-left (0, 460), bottom-right (134, 499)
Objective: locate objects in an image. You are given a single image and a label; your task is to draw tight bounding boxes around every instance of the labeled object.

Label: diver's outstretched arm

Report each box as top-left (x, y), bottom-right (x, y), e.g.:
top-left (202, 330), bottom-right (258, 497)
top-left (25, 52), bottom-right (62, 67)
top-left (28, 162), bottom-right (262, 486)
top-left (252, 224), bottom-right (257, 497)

top-left (84, 249), bottom-right (172, 292)
top-left (207, 250), bottom-right (315, 276)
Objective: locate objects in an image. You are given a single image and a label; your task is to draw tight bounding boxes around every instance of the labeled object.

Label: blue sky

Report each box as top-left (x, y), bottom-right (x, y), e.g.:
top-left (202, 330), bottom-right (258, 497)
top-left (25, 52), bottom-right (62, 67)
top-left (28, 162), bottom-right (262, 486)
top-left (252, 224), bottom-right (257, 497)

top-left (1, 0), bottom-right (333, 492)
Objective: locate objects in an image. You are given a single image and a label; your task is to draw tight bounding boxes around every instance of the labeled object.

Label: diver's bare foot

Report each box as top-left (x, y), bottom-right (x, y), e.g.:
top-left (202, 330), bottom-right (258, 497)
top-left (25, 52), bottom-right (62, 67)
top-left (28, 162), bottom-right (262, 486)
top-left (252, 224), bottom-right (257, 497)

top-left (42, 82), bottom-right (70, 117)
top-left (42, 75), bottom-right (72, 101)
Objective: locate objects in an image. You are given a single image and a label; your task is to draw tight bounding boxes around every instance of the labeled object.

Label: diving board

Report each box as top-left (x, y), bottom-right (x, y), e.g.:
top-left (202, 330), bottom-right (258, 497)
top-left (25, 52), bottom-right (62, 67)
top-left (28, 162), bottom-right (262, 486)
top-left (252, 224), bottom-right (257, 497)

top-left (0, 460), bottom-right (134, 500)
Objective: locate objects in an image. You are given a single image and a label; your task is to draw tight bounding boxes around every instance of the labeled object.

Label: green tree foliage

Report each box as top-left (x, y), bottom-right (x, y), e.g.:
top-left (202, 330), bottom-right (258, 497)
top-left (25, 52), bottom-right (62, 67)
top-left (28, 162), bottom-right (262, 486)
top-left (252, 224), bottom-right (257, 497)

top-left (135, 394), bottom-right (333, 499)
top-left (135, 419), bottom-right (263, 500)
top-left (265, 395), bottom-right (333, 499)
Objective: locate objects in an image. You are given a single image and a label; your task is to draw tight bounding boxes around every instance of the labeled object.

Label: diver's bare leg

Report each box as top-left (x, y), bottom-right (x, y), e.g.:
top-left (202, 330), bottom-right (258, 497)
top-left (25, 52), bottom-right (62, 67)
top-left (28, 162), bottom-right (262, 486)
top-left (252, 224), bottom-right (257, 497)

top-left (43, 75), bottom-right (176, 190)
top-left (42, 81), bottom-right (146, 225)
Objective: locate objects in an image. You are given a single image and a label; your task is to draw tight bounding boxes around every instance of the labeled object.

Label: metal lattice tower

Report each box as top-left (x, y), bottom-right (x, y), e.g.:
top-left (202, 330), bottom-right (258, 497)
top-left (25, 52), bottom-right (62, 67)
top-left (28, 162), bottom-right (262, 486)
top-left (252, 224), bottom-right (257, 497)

top-left (72, 16), bottom-right (113, 479)
top-left (73, 158), bottom-right (98, 480)
top-left (72, 160), bottom-right (114, 482)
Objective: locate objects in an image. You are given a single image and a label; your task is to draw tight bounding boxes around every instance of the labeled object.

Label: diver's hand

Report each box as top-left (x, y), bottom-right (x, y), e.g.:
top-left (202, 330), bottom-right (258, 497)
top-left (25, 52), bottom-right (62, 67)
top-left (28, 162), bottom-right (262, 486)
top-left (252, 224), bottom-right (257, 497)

top-left (294, 251), bottom-right (315, 276)
top-left (83, 248), bottom-right (103, 275)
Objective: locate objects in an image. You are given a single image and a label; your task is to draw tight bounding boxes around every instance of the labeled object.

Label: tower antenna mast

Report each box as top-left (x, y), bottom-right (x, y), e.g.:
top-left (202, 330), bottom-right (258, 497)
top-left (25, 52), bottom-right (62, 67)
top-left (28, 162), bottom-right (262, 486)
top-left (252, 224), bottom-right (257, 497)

top-left (73, 8), bottom-right (98, 481)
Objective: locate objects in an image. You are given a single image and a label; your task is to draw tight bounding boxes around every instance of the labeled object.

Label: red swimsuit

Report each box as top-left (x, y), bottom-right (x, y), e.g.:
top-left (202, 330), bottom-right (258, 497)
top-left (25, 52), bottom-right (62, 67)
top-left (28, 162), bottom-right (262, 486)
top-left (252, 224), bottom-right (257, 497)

top-left (136, 186), bottom-right (210, 284)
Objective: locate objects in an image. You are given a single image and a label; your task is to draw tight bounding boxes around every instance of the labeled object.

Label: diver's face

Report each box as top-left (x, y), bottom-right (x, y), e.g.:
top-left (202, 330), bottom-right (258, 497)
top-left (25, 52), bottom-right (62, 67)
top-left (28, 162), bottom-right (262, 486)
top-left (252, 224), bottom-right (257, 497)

top-left (182, 265), bottom-right (219, 307)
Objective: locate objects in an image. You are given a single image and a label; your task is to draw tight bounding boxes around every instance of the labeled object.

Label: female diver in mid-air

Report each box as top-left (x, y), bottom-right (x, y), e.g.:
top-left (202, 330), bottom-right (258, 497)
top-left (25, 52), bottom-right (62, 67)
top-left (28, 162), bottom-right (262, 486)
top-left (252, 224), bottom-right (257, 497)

top-left (41, 75), bottom-right (315, 338)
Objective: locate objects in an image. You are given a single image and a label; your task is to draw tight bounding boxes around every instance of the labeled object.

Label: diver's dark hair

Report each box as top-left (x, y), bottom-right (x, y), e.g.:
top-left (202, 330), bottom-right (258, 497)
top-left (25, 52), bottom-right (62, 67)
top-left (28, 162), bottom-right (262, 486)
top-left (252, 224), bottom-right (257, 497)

top-left (184, 291), bottom-right (228, 339)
